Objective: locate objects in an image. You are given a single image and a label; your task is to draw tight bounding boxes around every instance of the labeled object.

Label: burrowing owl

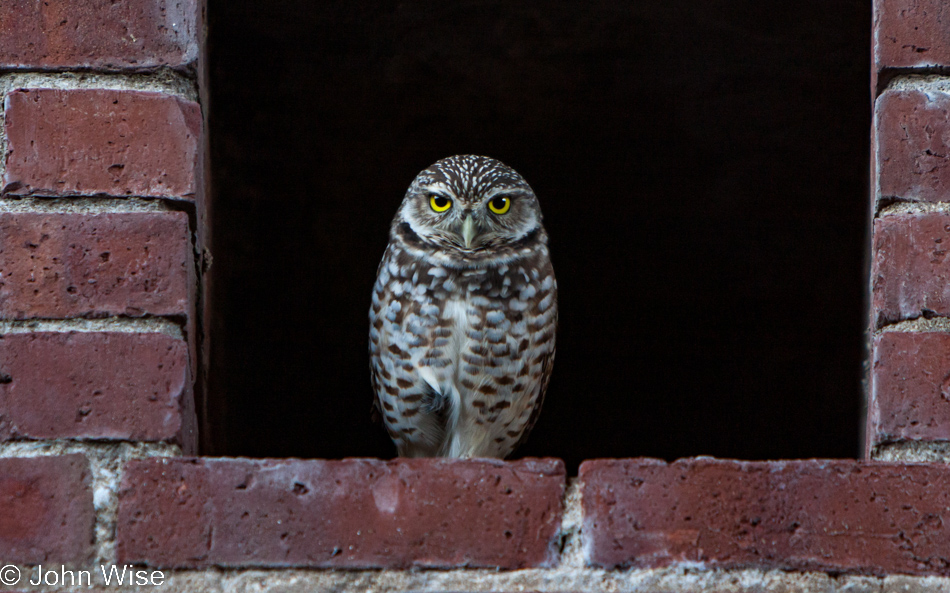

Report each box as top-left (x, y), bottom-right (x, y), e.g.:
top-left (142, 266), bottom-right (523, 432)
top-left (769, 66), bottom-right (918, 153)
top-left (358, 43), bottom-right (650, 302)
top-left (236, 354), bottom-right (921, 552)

top-left (369, 155), bottom-right (557, 458)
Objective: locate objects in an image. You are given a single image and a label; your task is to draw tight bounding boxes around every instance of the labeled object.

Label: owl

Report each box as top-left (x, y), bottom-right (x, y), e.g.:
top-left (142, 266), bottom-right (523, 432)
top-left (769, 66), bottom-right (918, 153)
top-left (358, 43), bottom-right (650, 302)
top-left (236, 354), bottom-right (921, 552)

top-left (369, 155), bottom-right (557, 458)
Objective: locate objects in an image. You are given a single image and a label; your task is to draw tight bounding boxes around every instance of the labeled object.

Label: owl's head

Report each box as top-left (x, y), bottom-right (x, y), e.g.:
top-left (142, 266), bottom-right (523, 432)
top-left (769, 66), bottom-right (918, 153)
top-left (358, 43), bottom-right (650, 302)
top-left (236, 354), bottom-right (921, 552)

top-left (396, 155), bottom-right (544, 260)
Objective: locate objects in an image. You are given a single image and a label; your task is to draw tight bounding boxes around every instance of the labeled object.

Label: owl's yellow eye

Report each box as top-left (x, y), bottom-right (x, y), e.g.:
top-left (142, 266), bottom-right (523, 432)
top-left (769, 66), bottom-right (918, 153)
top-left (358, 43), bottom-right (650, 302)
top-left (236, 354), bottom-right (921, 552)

top-left (488, 196), bottom-right (511, 214)
top-left (429, 195), bottom-right (452, 212)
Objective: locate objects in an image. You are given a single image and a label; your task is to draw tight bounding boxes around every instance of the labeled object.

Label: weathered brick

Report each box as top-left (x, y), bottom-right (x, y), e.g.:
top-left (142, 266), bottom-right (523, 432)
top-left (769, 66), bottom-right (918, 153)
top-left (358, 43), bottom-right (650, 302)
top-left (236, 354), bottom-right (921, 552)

top-left (0, 455), bottom-right (94, 565)
top-left (877, 90), bottom-right (950, 203)
top-left (4, 89), bottom-right (201, 200)
top-left (117, 457), bottom-right (564, 569)
top-left (871, 212), bottom-right (950, 326)
top-left (0, 332), bottom-right (196, 450)
top-left (0, 211), bottom-right (193, 320)
top-left (0, 0), bottom-right (198, 70)
top-left (581, 458), bottom-right (950, 575)
top-left (875, 0), bottom-right (950, 71)
top-left (870, 331), bottom-right (950, 445)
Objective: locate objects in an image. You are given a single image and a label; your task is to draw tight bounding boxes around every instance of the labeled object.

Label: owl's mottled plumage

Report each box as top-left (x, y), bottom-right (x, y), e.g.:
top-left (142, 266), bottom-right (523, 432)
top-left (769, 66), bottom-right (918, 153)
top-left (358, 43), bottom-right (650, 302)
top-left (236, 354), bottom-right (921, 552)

top-left (369, 155), bottom-right (557, 458)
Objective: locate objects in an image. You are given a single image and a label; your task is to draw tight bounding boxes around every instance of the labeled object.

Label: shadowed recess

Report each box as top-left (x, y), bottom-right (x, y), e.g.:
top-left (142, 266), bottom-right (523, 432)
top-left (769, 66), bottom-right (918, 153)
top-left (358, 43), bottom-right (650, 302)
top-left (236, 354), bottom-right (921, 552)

top-left (208, 0), bottom-right (871, 471)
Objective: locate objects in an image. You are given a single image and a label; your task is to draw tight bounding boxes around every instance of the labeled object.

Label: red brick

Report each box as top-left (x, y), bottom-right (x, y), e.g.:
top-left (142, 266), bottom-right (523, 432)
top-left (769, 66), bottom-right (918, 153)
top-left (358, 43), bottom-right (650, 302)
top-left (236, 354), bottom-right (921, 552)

top-left (0, 212), bottom-right (193, 320)
top-left (878, 91), bottom-right (950, 203)
top-left (117, 457), bottom-right (565, 569)
top-left (0, 455), bottom-right (93, 565)
top-left (581, 458), bottom-right (950, 575)
top-left (875, 0), bottom-right (950, 71)
top-left (871, 212), bottom-right (950, 326)
top-left (0, 332), bottom-right (196, 450)
top-left (0, 0), bottom-right (198, 70)
top-left (870, 332), bottom-right (950, 445)
top-left (4, 89), bottom-right (201, 200)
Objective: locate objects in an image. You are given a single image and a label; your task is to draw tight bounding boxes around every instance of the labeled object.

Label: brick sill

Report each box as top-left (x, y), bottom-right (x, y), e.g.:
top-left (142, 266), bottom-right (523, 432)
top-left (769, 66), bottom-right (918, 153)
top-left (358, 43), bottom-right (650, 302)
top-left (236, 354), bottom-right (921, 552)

top-left (111, 456), bottom-right (950, 576)
top-left (7, 454), bottom-right (950, 581)
top-left (117, 456), bottom-right (565, 570)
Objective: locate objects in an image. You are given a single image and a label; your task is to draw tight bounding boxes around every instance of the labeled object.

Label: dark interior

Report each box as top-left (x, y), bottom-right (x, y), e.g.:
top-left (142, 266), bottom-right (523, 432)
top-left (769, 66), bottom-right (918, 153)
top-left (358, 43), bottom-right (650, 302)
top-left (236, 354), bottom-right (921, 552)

top-left (207, 1), bottom-right (871, 472)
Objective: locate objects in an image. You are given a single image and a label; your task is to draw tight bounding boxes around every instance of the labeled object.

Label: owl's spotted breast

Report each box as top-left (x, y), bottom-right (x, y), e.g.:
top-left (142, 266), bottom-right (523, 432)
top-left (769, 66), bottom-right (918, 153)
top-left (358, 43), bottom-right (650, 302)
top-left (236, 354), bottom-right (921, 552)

top-left (369, 155), bottom-right (556, 459)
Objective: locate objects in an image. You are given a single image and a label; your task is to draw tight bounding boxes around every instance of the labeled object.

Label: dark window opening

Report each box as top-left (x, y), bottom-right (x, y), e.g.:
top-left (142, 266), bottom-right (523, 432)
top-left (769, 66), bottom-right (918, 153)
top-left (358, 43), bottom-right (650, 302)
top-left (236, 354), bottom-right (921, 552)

top-left (207, 1), bottom-right (871, 473)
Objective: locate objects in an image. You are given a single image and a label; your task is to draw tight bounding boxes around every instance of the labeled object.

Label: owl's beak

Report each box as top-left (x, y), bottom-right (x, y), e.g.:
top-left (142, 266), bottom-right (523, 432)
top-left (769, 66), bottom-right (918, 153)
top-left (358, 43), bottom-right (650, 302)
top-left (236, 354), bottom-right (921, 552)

top-left (461, 214), bottom-right (477, 249)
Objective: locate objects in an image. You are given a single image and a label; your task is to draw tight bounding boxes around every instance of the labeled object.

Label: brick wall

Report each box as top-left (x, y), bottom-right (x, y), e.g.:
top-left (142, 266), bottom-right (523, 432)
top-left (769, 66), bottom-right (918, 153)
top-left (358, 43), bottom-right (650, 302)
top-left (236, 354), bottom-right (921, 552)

top-left (868, 0), bottom-right (950, 463)
top-left (3, 1), bottom-right (950, 592)
top-left (0, 0), bottom-right (205, 577)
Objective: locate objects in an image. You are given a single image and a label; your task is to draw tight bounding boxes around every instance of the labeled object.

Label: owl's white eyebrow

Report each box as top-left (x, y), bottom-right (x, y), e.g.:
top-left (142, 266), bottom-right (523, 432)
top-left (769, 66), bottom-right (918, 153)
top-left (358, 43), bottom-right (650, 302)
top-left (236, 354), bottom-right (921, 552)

top-left (420, 183), bottom-right (457, 199)
top-left (483, 187), bottom-right (529, 199)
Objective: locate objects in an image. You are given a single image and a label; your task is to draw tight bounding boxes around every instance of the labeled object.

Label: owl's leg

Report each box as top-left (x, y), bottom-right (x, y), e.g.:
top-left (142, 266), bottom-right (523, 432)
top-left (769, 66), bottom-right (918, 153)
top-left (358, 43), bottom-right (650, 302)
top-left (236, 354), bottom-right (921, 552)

top-left (444, 429), bottom-right (508, 458)
top-left (443, 378), bottom-right (532, 459)
top-left (442, 405), bottom-right (503, 458)
top-left (396, 440), bottom-right (441, 458)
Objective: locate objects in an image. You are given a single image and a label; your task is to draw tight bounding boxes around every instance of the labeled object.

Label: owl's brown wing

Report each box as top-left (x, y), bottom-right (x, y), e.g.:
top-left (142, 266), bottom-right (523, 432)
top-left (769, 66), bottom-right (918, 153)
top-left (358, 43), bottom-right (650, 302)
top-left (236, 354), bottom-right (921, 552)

top-left (369, 244), bottom-right (451, 457)
top-left (512, 345), bottom-right (555, 453)
top-left (508, 278), bottom-right (557, 455)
